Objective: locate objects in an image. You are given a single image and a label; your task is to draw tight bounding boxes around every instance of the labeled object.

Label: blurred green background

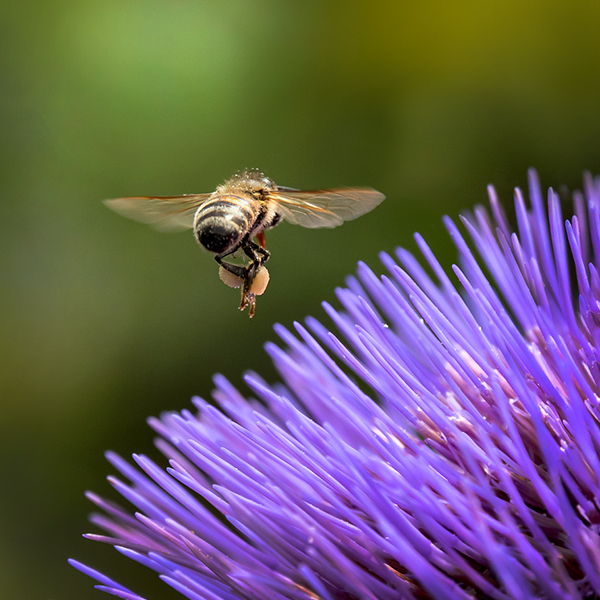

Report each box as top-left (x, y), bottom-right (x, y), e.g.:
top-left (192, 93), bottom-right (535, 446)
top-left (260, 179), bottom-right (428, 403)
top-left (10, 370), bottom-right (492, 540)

top-left (2, 0), bottom-right (600, 598)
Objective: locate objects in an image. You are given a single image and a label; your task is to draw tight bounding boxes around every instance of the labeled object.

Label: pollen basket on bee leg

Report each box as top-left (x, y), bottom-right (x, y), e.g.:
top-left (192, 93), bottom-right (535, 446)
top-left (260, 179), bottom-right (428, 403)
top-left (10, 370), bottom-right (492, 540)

top-left (218, 266), bottom-right (269, 295)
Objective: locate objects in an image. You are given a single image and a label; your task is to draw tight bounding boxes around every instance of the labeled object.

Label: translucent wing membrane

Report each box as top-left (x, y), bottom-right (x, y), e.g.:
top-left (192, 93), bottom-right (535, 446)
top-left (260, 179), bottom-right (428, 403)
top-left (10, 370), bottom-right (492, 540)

top-left (103, 194), bottom-right (212, 231)
top-left (273, 188), bottom-right (385, 229)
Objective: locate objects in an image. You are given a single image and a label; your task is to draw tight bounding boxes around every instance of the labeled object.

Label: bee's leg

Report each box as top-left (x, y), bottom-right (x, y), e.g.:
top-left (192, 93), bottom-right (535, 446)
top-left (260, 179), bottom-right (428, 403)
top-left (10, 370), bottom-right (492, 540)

top-left (238, 240), bottom-right (270, 313)
top-left (214, 246), bottom-right (248, 279)
top-left (214, 256), bottom-right (247, 279)
top-left (214, 254), bottom-right (252, 315)
top-left (243, 239), bottom-right (270, 270)
top-left (256, 231), bottom-right (266, 249)
top-left (241, 240), bottom-right (269, 285)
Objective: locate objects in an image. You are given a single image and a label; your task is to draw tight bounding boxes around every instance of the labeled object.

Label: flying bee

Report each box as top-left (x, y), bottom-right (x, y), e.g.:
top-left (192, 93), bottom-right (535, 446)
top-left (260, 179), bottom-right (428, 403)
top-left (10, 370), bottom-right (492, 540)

top-left (104, 169), bottom-right (385, 317)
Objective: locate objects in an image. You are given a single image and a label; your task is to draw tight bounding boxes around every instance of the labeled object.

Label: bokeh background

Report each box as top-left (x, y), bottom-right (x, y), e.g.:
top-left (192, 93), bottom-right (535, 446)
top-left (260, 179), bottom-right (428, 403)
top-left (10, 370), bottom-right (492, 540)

top-left (2, 1), bottom-right (600, 598)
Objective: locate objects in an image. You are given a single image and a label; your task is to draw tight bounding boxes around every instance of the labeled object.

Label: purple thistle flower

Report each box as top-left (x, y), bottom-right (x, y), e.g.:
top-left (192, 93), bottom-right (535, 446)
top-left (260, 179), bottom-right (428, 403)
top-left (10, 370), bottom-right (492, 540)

top-left (71, 170), bottom-right (600, 600)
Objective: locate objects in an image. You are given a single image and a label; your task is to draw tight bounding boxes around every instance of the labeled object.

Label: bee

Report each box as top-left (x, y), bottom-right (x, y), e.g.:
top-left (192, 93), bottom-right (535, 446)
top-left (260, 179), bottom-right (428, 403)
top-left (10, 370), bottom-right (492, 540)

top-left (105, 169), bottom-right (385, 317)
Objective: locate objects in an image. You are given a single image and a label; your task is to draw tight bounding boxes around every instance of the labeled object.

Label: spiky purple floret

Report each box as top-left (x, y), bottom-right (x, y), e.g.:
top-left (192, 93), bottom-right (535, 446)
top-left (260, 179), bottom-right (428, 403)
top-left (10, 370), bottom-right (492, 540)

top-left (72, 170), bottom-right (600, 600)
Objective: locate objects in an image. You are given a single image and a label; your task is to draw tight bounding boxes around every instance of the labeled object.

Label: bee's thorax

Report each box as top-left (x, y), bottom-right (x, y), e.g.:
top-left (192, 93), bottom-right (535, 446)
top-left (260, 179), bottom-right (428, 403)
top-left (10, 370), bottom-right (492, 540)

top-left (216, 169), bottom-right (277, 197)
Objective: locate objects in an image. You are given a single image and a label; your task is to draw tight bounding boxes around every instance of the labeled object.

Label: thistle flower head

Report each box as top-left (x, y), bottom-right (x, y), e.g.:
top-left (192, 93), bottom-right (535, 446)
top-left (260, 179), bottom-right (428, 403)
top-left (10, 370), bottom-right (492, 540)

top-left (71, 170), bottom-right (600, 600)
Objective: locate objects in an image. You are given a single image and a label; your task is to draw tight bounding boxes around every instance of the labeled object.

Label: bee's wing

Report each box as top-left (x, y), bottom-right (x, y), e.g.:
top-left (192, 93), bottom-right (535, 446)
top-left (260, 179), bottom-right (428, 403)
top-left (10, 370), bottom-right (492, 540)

top-left (103, 194), bottom-right (212, 231)
top-left (271, 187), bottom-right (385, 229)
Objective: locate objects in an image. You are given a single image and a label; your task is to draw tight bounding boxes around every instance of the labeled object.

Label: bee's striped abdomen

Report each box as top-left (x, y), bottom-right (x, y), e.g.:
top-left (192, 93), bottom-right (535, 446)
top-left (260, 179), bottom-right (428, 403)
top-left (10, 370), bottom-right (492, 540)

top-left (193, 194), bottom-right (259, 255)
